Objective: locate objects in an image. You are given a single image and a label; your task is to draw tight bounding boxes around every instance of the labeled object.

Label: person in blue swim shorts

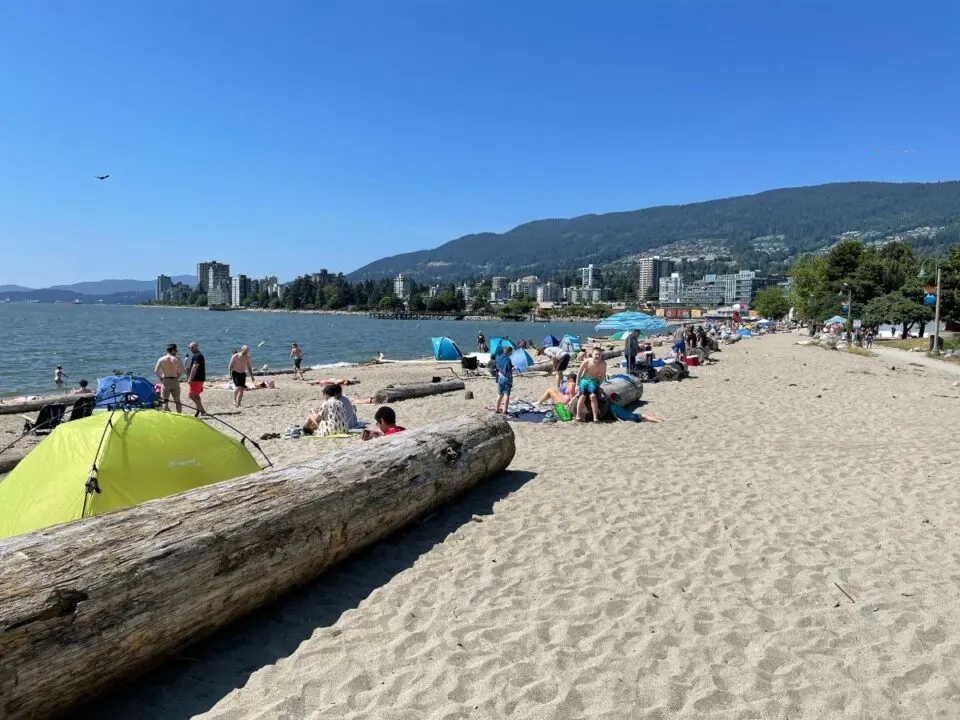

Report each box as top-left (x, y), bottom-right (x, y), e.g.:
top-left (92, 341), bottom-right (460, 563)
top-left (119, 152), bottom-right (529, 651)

top-left (575, 346), bottom-right (608, 422)
top-left (494, 346), bottom-right (514, 414)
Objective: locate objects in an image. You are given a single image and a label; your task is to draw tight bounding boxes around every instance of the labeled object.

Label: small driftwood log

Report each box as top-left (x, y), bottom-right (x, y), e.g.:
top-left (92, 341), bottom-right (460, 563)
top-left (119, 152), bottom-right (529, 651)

top-left (0, 414), bottom-right (515, 720)
top-left (657, 361), bottom-right (689, 382)
top-left (0, 395), bottom-right (82, 416)
top-left (373, 379), bottom-right (465, 404)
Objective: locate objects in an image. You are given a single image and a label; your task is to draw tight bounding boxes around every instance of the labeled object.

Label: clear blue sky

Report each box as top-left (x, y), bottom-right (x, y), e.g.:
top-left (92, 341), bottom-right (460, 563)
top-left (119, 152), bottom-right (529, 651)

top-left (1, 1), bottom-right (957, 287)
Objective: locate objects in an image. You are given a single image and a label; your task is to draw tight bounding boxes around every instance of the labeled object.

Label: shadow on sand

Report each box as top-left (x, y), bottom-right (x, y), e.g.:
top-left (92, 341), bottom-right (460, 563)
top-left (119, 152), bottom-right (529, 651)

top-left (88, 469), bottom-right (538, 719)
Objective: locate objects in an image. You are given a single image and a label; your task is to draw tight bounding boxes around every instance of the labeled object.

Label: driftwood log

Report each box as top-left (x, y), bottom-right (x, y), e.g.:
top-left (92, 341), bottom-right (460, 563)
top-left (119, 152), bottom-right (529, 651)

top-left (0, 414), bottom-right (515, 720)
top-left (527, 348), bottom-right (621, 374)
top-left (657, 360), bottom-right (690, 382)
top-left (572, 374), bottom-right (644, 422)
top-left (373, 379), bottom-right (465, 404)
top-left (0, 395), bottom-right (83, 416)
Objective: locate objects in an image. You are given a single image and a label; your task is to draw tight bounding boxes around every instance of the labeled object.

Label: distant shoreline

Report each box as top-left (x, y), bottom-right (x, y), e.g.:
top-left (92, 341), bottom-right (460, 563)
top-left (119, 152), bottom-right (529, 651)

top-left (140, 304), bottom-right (610, 322)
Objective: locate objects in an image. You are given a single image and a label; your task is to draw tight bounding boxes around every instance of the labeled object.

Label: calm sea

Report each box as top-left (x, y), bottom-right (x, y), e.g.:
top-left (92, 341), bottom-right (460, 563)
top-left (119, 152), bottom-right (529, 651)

top-left (0, 304), bottom-right (603, 397)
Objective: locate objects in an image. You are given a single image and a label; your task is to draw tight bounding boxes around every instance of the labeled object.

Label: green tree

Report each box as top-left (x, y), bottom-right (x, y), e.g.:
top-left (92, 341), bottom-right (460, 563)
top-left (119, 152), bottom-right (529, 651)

top-left (861, 291), bottom-right (933, 337)
top-left (752, 286), bottom-right (790, 320)
top-left (789, 255), bottom-right (829, 322)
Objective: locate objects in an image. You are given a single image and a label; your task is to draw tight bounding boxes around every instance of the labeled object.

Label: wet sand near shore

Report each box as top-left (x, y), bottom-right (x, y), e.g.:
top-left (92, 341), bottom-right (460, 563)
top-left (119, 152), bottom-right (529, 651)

top-left (5, 334), bottom-right (960, 718)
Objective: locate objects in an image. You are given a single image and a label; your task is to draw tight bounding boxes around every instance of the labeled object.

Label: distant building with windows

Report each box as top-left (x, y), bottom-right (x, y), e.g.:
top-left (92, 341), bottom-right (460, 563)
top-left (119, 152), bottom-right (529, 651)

top-left (490, 277), bottom-right (507, 292)
top-left (231, 275), bottom-right (252, 307)
top-left (311, 270), bottom-right (331, 286)
top-left (207, 262), bottom-right (230, 293)
top-left (155, 275), bottom-right (172, 301)
top-left (638, 257), bottom-right (676, 301)
top-left (208, 277), bottom-right (232, 307)
top-left (658, 269), bottom-right (773, 306)
top-left (580, 264), bottom-right (601, 289)
top-left (394, 273), bottom-right (412, 300)
top-left (537, 282), bottom-right (562, 303)
top-left (195, 263), bottom-right (211, 293)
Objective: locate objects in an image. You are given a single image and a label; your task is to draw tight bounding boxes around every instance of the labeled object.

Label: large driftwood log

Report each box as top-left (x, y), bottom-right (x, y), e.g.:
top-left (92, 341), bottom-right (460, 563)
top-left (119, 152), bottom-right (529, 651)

top-left (0, 395), bottom-right (82, 415)
top-left (373, 379), bottom-right (465, 403)
top-left (0, 414), bottom-right (515, 720)
top-left (571, 373), bottom-right (645, 421)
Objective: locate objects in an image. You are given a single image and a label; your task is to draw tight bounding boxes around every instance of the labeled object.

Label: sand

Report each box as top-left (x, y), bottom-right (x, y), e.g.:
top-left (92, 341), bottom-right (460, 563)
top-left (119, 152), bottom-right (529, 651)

top-left (6, 334), bottom-right (960, 718)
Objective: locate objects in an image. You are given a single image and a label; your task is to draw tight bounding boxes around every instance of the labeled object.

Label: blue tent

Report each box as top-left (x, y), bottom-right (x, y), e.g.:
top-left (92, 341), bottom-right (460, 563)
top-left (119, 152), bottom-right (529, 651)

top-left (489, 337), bottom-right (515, 357)
top-left (431, 337), bottom-right (463, 361)
top-left (736, 328), bottom-right (752, 337)
top-left (541, 335), bottom-right (560, 348)
top-left (824, 315), bottom-right (847, 325)
top-left (559, 334), bottom-right (582, 353)
top-left (95, 375), bottom-right (157, 410)
top-left (595, 311), bottom-right (667, 333)
top-left (511, 348), bottom-right (534, 373)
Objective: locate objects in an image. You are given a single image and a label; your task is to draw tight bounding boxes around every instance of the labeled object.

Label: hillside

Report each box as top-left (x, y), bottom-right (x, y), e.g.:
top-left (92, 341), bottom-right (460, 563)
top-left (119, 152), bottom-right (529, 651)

top-left (0, 276), bottom-right (194, 304)
top-left (347, 182), bottom-right (960, 283)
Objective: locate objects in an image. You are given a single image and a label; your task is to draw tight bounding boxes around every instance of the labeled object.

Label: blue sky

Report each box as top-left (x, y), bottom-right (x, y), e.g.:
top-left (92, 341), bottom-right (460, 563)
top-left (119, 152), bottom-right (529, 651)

top-left (1, 1), bottom-right (957, 287)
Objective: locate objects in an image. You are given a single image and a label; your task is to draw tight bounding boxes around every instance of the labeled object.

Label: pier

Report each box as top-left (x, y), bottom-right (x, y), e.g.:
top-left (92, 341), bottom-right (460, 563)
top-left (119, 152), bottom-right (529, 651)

top-left (368, 311), bottom-right (467, 320)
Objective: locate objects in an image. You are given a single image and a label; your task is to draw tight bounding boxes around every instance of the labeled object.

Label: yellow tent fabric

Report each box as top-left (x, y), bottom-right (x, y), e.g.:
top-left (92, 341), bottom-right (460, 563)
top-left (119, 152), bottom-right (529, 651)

top-left (0, 410), bottom-right (261, 539)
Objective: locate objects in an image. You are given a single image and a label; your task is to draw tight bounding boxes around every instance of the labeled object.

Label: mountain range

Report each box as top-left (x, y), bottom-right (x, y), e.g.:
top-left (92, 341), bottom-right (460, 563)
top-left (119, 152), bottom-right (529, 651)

top-left (347, 181), bottom-right (960, 283)
top-left (0, 276), bottom-right (194, 303)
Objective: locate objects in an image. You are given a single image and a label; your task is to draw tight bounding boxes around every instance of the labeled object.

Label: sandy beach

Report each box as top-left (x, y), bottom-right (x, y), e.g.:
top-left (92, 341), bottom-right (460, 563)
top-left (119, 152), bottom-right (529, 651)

top-left (4, 333), bottom-right (960, 718)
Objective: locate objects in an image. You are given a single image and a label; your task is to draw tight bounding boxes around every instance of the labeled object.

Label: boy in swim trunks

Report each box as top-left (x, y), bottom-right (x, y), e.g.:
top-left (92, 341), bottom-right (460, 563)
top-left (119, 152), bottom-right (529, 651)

top-left (494, 346), bottom-right (514, 414)
top-left (290, 342), bottom-right (305, 380)
top-left (576, 347), bottom-right (607, 423)
top-left (228, 345), bottom-right (256, 408)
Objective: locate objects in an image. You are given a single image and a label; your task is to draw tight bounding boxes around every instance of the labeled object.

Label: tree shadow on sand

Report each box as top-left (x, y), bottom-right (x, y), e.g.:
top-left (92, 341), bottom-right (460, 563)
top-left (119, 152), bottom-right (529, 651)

top-left (88, 469), bottom-right (537, 720)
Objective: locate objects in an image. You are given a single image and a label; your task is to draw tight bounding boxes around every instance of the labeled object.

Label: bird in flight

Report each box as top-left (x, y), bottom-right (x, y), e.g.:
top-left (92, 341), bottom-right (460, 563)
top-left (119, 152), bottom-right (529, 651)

top-left (95, 174), bottom-right (110, 180)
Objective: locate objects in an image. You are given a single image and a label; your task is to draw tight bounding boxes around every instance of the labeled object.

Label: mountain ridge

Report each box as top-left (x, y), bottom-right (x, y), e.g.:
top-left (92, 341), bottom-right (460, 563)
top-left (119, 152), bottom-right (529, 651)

top-left (347, 181), bottom-right (960, 283)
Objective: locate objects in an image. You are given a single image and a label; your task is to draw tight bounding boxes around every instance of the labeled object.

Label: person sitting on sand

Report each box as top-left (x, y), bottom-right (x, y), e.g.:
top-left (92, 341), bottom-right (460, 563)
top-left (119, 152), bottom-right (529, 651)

top-left (361, 406), bottom-right (406, 440)
top-left (303, 384), bottom-right (349, 436)
top-left (328, 383), bottom-right (362, 429)
top-left (575, 347), bottom-right (607, 423)
top-left (538, 372), bottom-right (577, 405)
top-left (71, 379), bottom-right (94, 395)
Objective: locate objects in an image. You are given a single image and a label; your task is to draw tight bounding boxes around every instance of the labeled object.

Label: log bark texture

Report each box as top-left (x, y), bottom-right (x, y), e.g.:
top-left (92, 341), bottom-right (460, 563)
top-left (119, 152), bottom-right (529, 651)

top-left (0, 414), bottom-right (515, 720)
top-left (0, 449), bottom-right (29, 475)
top-left (373, 379), bottom-right (465, 403)
top-left (0, 395), bottom-right (82, 415)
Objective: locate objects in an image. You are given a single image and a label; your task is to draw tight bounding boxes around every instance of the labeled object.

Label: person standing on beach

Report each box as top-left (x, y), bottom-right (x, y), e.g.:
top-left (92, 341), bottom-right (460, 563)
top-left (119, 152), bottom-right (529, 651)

top-left (540, 344), bottom-right (571, 387)
top-left (494, 346), bottom-right (514, 414)
top-left (477, 331), bottom-right (487, 352)
top-left (154, 344), bottom-right (185, 413)
top-left (290, 342), bottom-right (305, 380)
top-left (186, 342), bottom-right (207, 417)
top-left (623, 330), bottom-right (640, 375)
top-left (228, 345), bottom-right (255, 408)
top-left (54, 366), bottom-right (65, 390)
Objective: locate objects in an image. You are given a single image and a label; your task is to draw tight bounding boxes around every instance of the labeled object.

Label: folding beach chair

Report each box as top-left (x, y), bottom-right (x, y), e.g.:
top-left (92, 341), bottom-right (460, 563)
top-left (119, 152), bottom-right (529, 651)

top-left (67, 396), bottom-right (95, 422)
top-left (22, 403), bottom-right (67, 435)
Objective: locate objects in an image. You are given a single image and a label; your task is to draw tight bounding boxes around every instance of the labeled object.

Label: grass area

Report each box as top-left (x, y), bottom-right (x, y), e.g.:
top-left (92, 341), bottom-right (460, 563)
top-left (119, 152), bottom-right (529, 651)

top-left (845, 345), bottom-right (877, 357)
top-left (876, 338), bottom-right (928, 351)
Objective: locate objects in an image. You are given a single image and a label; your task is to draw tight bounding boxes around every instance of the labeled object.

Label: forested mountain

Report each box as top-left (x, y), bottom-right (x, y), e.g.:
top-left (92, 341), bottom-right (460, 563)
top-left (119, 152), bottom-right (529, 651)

top-left (347, 182), bottom-right (960, 283)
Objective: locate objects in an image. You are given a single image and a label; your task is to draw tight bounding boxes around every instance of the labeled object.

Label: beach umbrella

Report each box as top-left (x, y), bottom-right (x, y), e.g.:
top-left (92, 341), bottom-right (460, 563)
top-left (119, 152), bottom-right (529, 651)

top-left (594, 311), bottom-right (667, 333)
top-left (541, 334), bottom-right (560, 347)
top-left (610, 331), bottom-right (631, 340)
top-left (511, 348), bottom-right (534, 373)
top-left (824, 315), bottom-right (847, 325)
top-left (737, 328), bottom-right (752, 337)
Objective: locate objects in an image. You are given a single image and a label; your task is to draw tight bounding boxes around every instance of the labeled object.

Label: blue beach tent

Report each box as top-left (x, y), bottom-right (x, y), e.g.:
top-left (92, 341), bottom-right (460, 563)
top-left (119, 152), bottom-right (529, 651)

top-left (541, 335), bottom-right (560, 348)
top-left (95, 375), bottom-right (157, 410)
top-left (511, 348), bottom-right (534, 373)
top-left (559, 334), bottom-right (582, 353)
top-left (431, 337), bottom-right (463, 361)
top-left (489, 337), bottom-right (515, 357)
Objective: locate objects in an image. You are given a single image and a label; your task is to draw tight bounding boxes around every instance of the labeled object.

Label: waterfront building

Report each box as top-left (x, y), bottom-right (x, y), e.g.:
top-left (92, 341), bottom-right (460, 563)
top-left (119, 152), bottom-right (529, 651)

top-left (231, 275), bottom-right (252, 307)
top-left (394, 273), bottom-right (412, 300)
top-left (638, 257), bottom-right (676, 301)
top-left (155, 274), bottom-right (172, 301)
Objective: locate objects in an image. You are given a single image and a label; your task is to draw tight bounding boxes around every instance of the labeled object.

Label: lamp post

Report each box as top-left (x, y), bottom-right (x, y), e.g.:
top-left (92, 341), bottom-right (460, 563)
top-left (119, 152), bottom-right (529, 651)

top-left (840, 283), bottom-right (852, 338)
top-left (920, 263), bottom-right (942, 353)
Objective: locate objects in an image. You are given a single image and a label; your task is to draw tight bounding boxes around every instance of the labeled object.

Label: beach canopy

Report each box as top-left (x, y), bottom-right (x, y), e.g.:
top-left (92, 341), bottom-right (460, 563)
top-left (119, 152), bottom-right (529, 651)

top-left (96, 374), bottom-right (157, 410)
top-left (737, 328), bottom-right (753, 337)
top-left (431, 336), bottom-right (463, 362)
top-left (824, 315), bottom-right (847, 325)
top-left (0, 409), bottom-right (261, 539)
top-left (511, 348), bottom-right (534, 373)
top-left (489, 337), bottom-right (515, 357)
top-left (594, 311), bottom-right (667, 333)
top-left (541, 335), bottom-right (560, 347)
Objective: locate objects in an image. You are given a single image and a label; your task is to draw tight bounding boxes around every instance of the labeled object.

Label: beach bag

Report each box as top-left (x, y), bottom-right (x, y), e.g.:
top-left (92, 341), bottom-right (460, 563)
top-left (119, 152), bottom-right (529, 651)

top-left (553, 402), bottom-right (572, 422)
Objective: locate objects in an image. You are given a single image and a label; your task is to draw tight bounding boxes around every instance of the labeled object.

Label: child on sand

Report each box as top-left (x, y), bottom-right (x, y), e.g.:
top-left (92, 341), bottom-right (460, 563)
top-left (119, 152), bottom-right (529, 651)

top-left (290, 343), bottom-right (305, 380)
top-left (494, 346), bottom-right (514, 414)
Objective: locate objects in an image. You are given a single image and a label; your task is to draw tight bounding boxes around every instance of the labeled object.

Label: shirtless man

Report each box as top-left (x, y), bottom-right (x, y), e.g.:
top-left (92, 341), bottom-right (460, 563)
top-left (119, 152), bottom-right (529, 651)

top-left (575, 347), bottom-right (608, 423)
top-left (154, 343), bottom-right (185, 413)
top-left (290, 342), bottom-right (304, 380)
top-left (228, 345), bottom-right (255, 408)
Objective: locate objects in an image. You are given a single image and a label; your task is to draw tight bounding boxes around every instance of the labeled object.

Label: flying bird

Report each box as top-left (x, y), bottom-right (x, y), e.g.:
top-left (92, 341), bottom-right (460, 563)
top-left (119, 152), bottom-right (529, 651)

top-left (95, 174), bottom-right (110, 180)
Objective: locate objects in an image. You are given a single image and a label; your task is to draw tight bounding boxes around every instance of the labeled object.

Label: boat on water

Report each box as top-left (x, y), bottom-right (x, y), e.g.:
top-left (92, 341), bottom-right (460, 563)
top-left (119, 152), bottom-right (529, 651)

top-left (73, 298), bottom-right (83, 305)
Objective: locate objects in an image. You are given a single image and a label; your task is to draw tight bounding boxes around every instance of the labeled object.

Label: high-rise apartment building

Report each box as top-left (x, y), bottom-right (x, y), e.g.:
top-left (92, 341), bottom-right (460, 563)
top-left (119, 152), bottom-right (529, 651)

top-left (195, 262), bottom-right (211, 293)
top-left (231, 275), bottom-right (252, 307)
top-left (580, 264), bottom-right (601, 289)
top-left (394, 273), bottom-right (412, 299)
top-left (155, 274), bottom-right (172, 301)
top-left (490, 277), bottom-right (507, 292)
top-left (638, 257), bottom-right (676, 301)
top-left (207, 262), bottom-right (230, 292)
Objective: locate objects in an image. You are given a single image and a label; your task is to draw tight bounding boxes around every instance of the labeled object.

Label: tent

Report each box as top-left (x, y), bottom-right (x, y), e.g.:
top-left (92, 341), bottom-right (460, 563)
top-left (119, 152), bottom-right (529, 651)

top-left (541, 335), bottom-right (560, 348)
top-left (559, 334), bottom-right (582, 353)
top-left (0, 410), bottom-right (261, 539)
top-left (489, 337), bottom-right (515, 357)
top-left (431, 337), bottom-right (463, 362)
top-left (824, 315), bottom-right (847, 326)
top-left (736, 328), bottom-right (753, 337)
top-left (96, 374), bottom-right (157, 410)
top-left (594, 311), bottom-right (667, 333)
top-left (511, 348), bottom-right (534, 373)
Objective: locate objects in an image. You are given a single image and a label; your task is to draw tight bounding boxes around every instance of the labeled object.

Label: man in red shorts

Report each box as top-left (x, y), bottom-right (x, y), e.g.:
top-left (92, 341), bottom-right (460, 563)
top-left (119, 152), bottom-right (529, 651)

top-left (186, 341), bottom-right (208, 417)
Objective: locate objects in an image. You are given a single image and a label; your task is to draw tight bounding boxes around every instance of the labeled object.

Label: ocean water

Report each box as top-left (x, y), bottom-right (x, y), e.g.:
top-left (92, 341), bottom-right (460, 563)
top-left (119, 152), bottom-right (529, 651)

top-left (0, 304), bottom-right (603, 397)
